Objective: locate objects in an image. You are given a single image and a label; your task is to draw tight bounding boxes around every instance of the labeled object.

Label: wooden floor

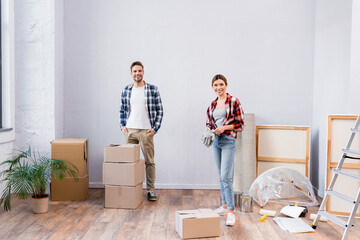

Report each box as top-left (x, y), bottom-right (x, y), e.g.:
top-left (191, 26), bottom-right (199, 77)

top-left (0, 189), bottom-right (359, 240)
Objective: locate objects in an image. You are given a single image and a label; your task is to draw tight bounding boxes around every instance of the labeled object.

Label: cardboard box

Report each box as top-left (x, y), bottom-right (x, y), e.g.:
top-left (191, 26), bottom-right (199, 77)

top-left (51, 138), bottom-right (88, 177)
top-left (175, 209), bottom-right (220, 239)
top-left (104, 144), bottom-right (140, 163)
top-left (105, 184), bottom-right (143, 209)
top-left (50, 175), bottom-right (89, 201)
top-left (103, 160), bottom-right (145, 186)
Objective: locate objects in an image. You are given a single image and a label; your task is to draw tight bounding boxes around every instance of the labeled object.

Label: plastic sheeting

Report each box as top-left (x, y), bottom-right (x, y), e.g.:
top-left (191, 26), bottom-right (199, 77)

top-left (249, 167), bottom-right (318, 207)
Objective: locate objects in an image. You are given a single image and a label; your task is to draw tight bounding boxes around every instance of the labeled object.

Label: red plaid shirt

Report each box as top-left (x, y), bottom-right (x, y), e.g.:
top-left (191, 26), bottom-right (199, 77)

top-left (206, 93), bottom-right (244, 138)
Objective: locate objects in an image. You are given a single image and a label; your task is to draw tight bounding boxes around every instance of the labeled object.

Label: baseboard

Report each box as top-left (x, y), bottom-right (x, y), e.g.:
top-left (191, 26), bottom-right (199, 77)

top-left (153, 183), bottom-right (220, 189)
top-left (89, 182), bottom-right (220, 189)
top-left (313, 186), bottom-right (324, 199)
top-left (89, 182), bottom-right (105, 188)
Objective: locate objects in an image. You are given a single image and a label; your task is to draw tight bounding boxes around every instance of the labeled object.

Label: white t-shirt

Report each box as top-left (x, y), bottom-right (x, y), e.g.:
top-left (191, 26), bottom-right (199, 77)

top-left (126, 86), bottom-right (152, 129)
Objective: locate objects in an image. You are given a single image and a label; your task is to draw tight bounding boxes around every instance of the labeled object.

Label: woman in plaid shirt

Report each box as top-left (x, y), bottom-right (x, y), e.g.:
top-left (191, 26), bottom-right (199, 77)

top-left (206, 74), bottom-right (244, 226)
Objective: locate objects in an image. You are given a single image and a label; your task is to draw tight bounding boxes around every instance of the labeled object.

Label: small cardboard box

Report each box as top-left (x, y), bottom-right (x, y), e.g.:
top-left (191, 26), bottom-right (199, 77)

top-left (175, 209), bottom-right (220, 239)
top-left (51, 138), bottom-right (88, 177)
top-left (104, 144), bottom-right (140, 163)
top-left (105, 184), bottom-right (143, 209)
top-left (103, 160), bottom-right (145, 186)
top-left (50, 175), bottom-right (89, 201)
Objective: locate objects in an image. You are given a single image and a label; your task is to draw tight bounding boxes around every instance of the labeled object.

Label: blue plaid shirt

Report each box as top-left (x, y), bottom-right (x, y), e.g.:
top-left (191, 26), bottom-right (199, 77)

top-left (120, 82), bottom-right (164, 133)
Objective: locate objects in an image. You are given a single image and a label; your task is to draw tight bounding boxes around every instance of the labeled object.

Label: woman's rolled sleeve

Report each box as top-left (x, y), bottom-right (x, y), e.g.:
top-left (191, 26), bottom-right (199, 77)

top-left (232, 99), bottom-right (244, 132)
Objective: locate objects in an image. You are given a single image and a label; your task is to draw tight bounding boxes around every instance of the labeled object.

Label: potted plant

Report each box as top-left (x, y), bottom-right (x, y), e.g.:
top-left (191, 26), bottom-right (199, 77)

top-left (0, 147), bottom-right (79, 213)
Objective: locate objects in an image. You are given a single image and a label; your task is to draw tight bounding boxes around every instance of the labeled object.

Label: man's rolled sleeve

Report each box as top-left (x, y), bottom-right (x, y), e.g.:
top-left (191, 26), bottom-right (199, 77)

top-left (152, 89), bottom-right (163, 133)
top-left (119, 90), bottom-right (127, 128)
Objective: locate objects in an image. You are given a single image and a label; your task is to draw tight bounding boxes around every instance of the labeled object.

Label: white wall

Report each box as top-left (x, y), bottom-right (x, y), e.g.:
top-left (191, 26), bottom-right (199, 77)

top-left (14, 0), bottom-right (56, 156)
top-left (349, 1), bottom-right (360, 113)
top-left (63, 0), bottom-right (315, 188)
top-left (311, 0), bottom-right (353, 196)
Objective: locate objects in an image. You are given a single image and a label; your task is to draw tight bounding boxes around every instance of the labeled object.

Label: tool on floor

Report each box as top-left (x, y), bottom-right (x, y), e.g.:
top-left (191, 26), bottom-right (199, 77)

top-left (274, 217), bottom-right (315, 233)
top-left (312, 114), bottom-right (360, 240)
top-left (309, 213), bottom-right (328, 222)
top-left (259, 209), bottom-right (276, 222)
top-left (259, 209), bottom-right (276, 217)
top-left (289, 204), bottom-right (308, 217)
top-left (259, 214), bottom-right (267, 222)
top-left (280, 205), bottom-right (306, 218)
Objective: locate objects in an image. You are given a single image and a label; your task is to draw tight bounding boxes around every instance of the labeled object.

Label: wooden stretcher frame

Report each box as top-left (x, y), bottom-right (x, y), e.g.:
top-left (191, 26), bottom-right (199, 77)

top-left (326, 115), bottom-right (360, 216)
top-left (256, 125), bottom-right (310, 177)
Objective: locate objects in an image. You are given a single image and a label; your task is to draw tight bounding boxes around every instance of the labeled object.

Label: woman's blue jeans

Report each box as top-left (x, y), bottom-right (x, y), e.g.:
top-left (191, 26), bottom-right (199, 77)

top-left (212, 134), bottom-right (236, 210)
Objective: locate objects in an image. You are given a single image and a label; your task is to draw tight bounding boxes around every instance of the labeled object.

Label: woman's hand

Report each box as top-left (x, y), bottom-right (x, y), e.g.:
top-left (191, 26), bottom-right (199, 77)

top-left (214, 125), bottom-right (234, 135)
top-left (214, 126), bottom-right (227, 135)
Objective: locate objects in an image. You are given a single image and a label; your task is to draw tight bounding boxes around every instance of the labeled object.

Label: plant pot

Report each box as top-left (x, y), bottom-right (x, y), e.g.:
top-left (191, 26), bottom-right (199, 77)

top-left (32, 195), bottom-right (49, 214)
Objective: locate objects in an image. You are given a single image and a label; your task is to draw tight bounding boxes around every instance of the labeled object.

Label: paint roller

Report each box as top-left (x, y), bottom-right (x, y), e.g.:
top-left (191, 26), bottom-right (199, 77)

top-left (259, 214), bottom-right (267, 222)
top-left (259, 209), bottom-right (276, 222)
top-left (309, 214), bottom-right (328, 222)
top-left (259, 209), bottom-right (276, 217)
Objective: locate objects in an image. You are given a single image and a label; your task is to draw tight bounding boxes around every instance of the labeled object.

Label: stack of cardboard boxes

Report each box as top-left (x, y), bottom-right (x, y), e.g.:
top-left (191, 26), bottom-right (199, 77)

top-left (50, 138), bottom-right (89, 201)
top-left (103, 144), bottom-right (145, 209)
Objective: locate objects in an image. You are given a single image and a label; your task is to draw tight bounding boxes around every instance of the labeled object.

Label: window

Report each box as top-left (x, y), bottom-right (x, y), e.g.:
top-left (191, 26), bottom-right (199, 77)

top-left (0, 2), bottom-right (2, 129)
top-left (0, 0), bottom-right (14, 142)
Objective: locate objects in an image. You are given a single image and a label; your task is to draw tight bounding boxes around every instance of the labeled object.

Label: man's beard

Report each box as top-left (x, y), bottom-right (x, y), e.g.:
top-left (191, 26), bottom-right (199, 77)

top-left (134, 76), bottom-right (143, 82)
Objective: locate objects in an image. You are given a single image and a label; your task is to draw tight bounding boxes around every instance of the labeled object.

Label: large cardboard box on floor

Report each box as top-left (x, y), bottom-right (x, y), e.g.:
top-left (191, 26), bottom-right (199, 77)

top-left (51, 175), bottom-right (89, 201)
top-left (103, 159), bottom-right (145, 186)
top-left (51, 138), bottom-right (89, 177)
top-left (50, 138), bottom-right (89, 201)
top-left (175, 209), bottom-right (220, 239)
top-left (104, 144), bottom-right (140, 163)
top-left (105, 184), bottom-right (143, 209)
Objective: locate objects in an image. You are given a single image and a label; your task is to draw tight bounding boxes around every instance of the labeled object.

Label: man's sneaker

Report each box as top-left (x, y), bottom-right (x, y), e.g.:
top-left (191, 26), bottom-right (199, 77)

top-left (226, 212), bottom-right (235, 226)
top-left (147, 191), bottom-right (157, 201)
top-left (214, 206), bottom-right (227, 215)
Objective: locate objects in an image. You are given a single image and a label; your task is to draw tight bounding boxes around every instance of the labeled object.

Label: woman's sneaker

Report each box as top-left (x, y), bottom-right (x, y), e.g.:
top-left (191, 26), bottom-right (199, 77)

top-left (214, 206), bottom-right (227, 215)
top-left (226, 212), bottom-right (235, 226)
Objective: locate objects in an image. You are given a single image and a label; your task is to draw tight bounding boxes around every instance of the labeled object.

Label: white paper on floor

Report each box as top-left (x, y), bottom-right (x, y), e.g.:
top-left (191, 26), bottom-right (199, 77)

top-left (273, 217), bottom-right (315, 233)
top-left (280, 205), bottom-right (305, 218)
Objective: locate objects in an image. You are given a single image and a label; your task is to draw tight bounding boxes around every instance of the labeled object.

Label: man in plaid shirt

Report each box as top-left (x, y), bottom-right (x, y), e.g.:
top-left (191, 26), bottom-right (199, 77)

top-left (120, 61), bottom-right (163, 201)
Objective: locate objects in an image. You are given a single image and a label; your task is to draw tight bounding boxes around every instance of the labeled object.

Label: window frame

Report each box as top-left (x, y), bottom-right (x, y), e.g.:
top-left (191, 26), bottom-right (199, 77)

top-left (0, 0), bottom-right (15, 142)
top-left (0, 1), bottom-right (2, 129)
